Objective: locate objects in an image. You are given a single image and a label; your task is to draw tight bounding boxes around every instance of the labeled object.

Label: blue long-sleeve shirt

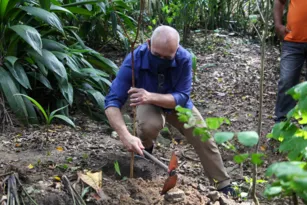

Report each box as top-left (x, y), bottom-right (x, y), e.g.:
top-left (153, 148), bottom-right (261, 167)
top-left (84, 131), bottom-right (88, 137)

top-left (104, 43), bottom-right (193, 110)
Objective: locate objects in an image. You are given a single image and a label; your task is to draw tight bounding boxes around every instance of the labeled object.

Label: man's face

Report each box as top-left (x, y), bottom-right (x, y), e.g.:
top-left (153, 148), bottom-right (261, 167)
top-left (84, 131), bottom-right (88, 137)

top-left (149, 40), bottom-right (178, 60)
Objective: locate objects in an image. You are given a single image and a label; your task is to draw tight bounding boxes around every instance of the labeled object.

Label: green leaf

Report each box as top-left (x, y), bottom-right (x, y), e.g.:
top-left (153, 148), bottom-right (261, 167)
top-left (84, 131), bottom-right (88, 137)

top-left (86, 54), bottom-right (118, 75)
top-left (4, 62), bottom-right (31, 89)
top-left (53, 51), bottom-right (81, 74)
top-left (81, 68), bottom-right (109, 77)
top-left (111, 11), bottom-right (117, 36)
top-left (10, 25), bottom-right (42, 55)
top-left (49, 105), bottom-right (69, 120)
top-left (0, 67), bottom-right (28, 123)
top-left (65, 6), bottom-right (93, 16)
top-left (178, 115), bottom-right (188, 123)
top-left (42, 39), bottom-right (67, 52)
top-left (86, 89), bottom-right (105, 110)
top-left (27, 72), bottom-right (52, 89)
top-left (0, 0), bottom-right (9, 20)
top-left (206, 117), bottom-right (227, 130)
top-left (59, 81), bottom-right (73, 105)
top-left (21, 6), bottom-right (64, 33)
top-left (39, 0), bottom-right (50, 10)
top-left (29, 49), bottom-right (67, 81)
top-left (214, 132), bottom-right (234, 144)
top-left (50, 5), bottom-right (74, 16)
top-left (233, 153), bottom-right (249, 164)
top-left (53, 115), bottom-right (75, 127)
top-left (237, 131), bottom-right (259, 147)
top-left (62, 0), bottom-right (104, 8)
top-left (15, 93), bottom-right (48, 123)
top-left (287, 82), bottom-right (307, 101)
top-left (114, 161), bottom-right (121, 176)
top-left (264, 186), bottom-right (282, 196)
top-left (251, 153), bottom-right (264, 165)
top-left (266, 162), bottom-right (307, 179)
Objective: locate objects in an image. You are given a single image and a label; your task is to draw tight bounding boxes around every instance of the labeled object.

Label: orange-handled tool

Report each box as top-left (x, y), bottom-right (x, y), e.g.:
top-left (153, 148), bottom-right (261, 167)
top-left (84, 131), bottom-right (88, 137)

top-left (143, 150), bottom-right (178, 195)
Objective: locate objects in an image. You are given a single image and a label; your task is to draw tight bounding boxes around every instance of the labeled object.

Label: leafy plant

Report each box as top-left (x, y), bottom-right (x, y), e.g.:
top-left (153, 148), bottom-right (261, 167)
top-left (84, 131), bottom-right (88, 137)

top-left (16, 94), bottom-right (75, 127)
top-left (265, 81), bottom-right (307, 203)
top-left (0, 0), bottom-right (118, 125)
top-left (175, 105), bottom-right (264, 199)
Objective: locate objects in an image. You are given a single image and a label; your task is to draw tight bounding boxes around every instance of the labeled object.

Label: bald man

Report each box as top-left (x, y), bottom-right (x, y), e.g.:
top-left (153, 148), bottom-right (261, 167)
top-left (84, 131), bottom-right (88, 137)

top-left (104, 26), bottom-right (234, 195)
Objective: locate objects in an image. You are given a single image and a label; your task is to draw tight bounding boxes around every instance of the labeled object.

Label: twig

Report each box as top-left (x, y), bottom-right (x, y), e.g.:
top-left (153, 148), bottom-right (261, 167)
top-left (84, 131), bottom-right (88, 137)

top-left (129, 0), bottom-right (145, 178)
top-left (15, 174), bottom-right (39, 205)
top-left (62, 175), bottom-right (86, 205)
top-left (0, 171), bottom-right (14, 178)
top-left (251, 0), bottom-right (270, 204)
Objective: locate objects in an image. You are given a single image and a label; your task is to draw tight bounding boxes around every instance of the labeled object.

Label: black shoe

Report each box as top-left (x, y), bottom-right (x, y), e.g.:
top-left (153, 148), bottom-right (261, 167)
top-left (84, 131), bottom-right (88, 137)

top-left (144, 144), bottom-right (154, 154)
top-left (218, 185), bottom-right (236, 197)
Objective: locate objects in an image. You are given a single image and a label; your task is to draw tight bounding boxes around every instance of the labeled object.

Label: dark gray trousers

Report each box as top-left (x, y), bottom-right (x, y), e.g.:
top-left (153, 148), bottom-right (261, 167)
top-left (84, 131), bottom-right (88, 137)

top-left (275, 41), bottom-right (307, 122)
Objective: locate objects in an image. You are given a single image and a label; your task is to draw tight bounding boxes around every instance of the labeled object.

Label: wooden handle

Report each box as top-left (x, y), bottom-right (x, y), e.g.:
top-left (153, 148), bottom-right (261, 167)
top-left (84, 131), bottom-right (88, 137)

top-left (143, 150), bottom-right (168, 171)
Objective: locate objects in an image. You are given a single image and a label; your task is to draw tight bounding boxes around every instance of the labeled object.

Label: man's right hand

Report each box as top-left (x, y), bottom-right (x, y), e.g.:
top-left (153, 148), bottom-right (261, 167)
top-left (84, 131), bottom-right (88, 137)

top-left (121, 134), bottom-right (145, 156)
top-left (275, 24), bottom-right (290, 40)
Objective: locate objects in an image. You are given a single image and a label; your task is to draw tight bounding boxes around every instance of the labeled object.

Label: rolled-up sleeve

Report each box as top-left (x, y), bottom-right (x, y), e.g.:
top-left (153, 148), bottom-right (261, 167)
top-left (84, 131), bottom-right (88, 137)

top-left (104, 54), bottom-right (132, 110)
top-left (171, 56), bottom-right (192, 107)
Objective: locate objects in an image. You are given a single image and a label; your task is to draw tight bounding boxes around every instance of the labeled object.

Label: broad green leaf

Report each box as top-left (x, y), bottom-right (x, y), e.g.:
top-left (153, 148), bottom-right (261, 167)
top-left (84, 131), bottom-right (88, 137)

top-left (86, 89), bottom-right (105, 110)
top-left (65, 6), bottom-right (93, 16)
top-left (27, 72), bottom-right (52, 89)
top-left (0, 0), bottom-right (9, 20)
top-left (29, 49), bottom-right (67, 81)
top-left (237, 131), bottom-right (259, 147)
top-left (10, 25), bottom-right (42, 55)
top-left (214, 132), bottom-right (234, 144)
top-left (59, 81), bottom-right (73, 105)
top-left (266, 162), bottom-right (307, 179)
top-left (0, 67), bottom-right (28, 123)
top-left (87, 53), bottom-right (118, 75)
top-left (178, 115), bottom-right (188, 123)
top-left (4, 56), bottom-right (18, 66)
top-left (53, 51), bottom-right (81, 74)
top-left (62, 0), bottom-right (104, 7)
top-left (193, 127), bottom-right (204, 136)
top-left (53, 115), bottom-right (75, 127)
top-left (15, 94), bottom-right (48, 123)
top-left (21, 6), bottom-right (64, 33)
top-left (42, 39), bottom-right (67, 52)
top-left (264, 186), bottom-right (282, 196)
top-left (206, 117), bottom-right (227, 130)
top-left (279, 136), bottom-right (307, 160)
top-left (4, 62), bottom-right (31, 89)
top-left (50, 5), bottom-right (74, 16)
top-left (251, 153), bottom-right (264, 165)
top-left (81, 68), bottom-right (109, 77)
top-left (39, 0), bottom-right (50, 10)
top-left (233, 153), bottom-right (249, 164)
top-left (286, 82), bottom-right (307, 101)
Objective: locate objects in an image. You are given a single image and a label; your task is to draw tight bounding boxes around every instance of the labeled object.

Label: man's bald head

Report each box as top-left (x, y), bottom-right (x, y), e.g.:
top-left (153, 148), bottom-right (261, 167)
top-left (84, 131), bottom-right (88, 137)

top-left (149, 25), bottom-right (180, 59)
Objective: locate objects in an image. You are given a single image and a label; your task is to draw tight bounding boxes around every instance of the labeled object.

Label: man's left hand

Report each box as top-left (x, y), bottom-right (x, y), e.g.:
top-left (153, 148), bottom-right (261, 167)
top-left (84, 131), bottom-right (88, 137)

top-left (128, 88), bottom-right (152, 107)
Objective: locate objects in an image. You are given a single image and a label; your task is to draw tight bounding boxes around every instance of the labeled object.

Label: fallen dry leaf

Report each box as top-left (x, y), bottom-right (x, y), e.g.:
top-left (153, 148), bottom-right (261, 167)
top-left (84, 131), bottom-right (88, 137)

top-left (56, 146), bottom-right (64, 152)
top-left (28, 164), bottom-right (34, 169)
top-left (78, 171), bottom-right (102, 193)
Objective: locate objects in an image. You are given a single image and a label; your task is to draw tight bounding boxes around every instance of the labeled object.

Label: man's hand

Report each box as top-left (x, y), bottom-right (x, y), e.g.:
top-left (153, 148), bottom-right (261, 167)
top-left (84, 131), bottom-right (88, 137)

top-left (128, 88), bottom-right (152, 107)
top-left (121, 134), bottom-right (145, 156)
top-left (275, 24), bottom-right (290, 40)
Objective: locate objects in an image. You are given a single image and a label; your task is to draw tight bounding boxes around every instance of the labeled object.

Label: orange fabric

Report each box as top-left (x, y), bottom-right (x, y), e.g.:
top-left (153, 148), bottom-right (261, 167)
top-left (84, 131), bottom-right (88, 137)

top-left (284, 0), bottom-right (307, 42)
